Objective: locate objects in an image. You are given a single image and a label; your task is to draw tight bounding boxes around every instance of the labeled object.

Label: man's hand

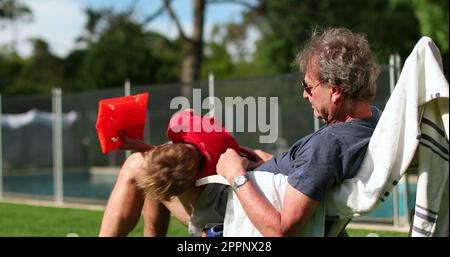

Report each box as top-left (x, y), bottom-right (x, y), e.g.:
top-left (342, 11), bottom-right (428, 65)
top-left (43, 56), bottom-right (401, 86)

top-left (118, 132), bottom-right (154, 152)
top-left (217, 149), bottom-right (248, 184)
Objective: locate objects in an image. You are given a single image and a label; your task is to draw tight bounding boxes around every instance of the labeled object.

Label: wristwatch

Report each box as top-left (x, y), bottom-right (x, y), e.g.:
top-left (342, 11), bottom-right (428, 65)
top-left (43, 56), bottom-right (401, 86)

top-left (232, 175), bottom-right (248, 192)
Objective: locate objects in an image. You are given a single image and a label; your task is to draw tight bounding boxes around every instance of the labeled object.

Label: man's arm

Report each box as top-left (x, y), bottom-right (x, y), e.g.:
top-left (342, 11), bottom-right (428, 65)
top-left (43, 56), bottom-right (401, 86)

top-left (216, 149), bottom-right (318, 236)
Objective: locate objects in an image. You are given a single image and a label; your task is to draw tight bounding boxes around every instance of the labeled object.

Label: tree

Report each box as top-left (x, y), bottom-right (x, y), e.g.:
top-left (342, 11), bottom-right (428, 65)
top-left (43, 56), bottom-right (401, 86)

top-left (236, 0), bottom-right (423, 74)
top-left (404, 0), bottom-right (449, 75)
top-left (6, 38), bottom-right (66, 95)
top-left (200, 23), bottom-right (264, 79)
top-left (160, 0), bottom-right (205, 85)
top-left (142, 0), bottom-right (205, 98)
top-left (77, 11), bottom-right (181, 90)
top-left (201, 41), bottom-right (233, 79)
top-left (0, 51), bottom-right (23, 93)
top-left (148, 0), bottom-right (260, 92)
top-left (62, 48), bottom-right (87, 91)
top-left (0, 0), bottom-right (32, 52)
top-left (75, 7), bottom-right (111, 49)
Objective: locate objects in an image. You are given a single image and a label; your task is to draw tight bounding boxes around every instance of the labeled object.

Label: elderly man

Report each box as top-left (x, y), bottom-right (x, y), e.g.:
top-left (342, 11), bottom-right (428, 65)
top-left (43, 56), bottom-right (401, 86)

top-left (216, 27), bottom-right (381, 236)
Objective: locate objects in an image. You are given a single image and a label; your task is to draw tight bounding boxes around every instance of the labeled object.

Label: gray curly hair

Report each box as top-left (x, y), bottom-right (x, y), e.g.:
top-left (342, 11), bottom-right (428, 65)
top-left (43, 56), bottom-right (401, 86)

top-left (297, 27), bottom-right (380, 101)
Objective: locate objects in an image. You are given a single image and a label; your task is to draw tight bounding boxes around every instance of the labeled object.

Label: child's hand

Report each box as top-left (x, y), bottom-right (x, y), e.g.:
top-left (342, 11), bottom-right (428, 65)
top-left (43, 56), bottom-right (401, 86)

top-left (118, 132), bottom-right (154, 152)
top-left (239, 146), bottom-right (273, 163)
top-left (239, 146), bottom-right (273, 170)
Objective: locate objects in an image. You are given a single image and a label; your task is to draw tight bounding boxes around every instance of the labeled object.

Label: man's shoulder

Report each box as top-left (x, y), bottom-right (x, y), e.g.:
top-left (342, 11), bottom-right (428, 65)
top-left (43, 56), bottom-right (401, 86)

top-left (300, 128), bottom-right (343, 151)
top-left (312, 121), bottom-right (373, 149)
top-left (324, 106), bottom-right (381, 135)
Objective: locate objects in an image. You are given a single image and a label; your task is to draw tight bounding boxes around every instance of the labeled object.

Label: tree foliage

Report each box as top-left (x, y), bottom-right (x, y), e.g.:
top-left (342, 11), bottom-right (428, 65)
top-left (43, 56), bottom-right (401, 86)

top-left (5, 39), bottom-right (66, 94)
top-left (0, 0), bottom-right (32, 52)
top-left (237, 0), bottom-right (424, 74)
top-left (0, 6), bottom-right (183, 94)
top-left (77, 12), bottom-right (181, 90)
top-left (234, 0), bottom-right (448, 75)
top-left (0, 0), bottom-right (448, 95)
top-left (408, 0), bottom-right (449, 73)
top-left (0, 0), bottom-right (30, 19)
top-left (0, 51), bottom-right (23, 92)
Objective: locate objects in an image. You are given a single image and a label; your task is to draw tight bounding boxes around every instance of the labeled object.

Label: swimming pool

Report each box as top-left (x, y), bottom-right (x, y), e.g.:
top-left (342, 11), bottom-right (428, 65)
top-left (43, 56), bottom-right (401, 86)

top-left (361, 182), bottom-right (416, 221)
top-left (3, 172), bottom-right (114, 203)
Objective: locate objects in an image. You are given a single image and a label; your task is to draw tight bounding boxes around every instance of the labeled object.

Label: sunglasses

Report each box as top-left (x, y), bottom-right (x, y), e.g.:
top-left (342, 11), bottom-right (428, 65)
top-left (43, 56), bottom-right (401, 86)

top-left (301, 80), bottom-right (322, 95)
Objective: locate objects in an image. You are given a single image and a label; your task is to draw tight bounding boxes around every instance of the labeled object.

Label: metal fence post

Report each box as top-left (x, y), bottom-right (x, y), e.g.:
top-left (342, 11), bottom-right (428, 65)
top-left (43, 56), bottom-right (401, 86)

top-left (208, 73), bottom-right (215, 115)
top-left (314, 117), bottom-right (320, 132)
top-left (52, 88), bottom-right (64, 204)
top-left (395, 53), bottom-right (402, 82)
top-left (225, 105), bottom-right (234, 136)
top-left (0, 93), bottom-right (2, 200)
top-left (389, 54), bottom-right (396, 95)
top-left (389, 54), bottom-right (401, 227)
top-left (124, 80), bottom-right (131, 159)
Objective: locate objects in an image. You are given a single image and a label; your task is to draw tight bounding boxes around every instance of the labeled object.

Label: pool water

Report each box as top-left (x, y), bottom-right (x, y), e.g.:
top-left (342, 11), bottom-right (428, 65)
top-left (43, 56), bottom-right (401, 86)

top-left (3, 173), bottom-right (115, 202)
top-left (365, 182), bottom-right (416, 218)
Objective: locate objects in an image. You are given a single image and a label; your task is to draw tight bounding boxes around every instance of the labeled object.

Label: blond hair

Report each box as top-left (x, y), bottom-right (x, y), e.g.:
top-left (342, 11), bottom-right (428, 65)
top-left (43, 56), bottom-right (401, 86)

top-left (136, 143), bottom-right (200, 201)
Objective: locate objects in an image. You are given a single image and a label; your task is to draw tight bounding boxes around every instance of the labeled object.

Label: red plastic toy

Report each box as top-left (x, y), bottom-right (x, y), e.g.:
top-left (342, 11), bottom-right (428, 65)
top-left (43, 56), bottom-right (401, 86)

top-left (95, 92), bottom-right (149, 154)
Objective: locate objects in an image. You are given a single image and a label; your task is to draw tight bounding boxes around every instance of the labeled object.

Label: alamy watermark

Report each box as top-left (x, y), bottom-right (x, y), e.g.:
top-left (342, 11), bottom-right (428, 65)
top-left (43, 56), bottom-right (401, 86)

top-left (170, 89), bottom-right (279, 143)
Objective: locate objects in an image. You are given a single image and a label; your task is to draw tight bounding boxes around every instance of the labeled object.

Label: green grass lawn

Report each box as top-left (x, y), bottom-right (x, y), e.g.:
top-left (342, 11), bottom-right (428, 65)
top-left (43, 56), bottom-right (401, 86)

top-left (0, 202), bottom-right (188, 237)
top-left (0, 202), bottom-right (407, 237)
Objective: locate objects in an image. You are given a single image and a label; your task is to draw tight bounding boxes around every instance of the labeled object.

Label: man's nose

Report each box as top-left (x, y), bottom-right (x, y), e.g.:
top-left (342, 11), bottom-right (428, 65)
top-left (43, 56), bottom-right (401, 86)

top-left (302, 89), bottom-right (309, 100)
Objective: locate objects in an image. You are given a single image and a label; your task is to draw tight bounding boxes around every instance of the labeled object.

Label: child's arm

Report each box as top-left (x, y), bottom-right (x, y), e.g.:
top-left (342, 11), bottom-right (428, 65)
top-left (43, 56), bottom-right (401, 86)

top-left (118, 132), bottom-right (155, 152)
top-left (239, 146), bottom-right (273, 161)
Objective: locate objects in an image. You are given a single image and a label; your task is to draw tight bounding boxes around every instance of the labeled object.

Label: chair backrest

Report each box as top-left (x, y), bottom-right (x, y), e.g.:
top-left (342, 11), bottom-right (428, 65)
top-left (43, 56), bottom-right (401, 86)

top-left (324, 216), bottom-right (352, 237)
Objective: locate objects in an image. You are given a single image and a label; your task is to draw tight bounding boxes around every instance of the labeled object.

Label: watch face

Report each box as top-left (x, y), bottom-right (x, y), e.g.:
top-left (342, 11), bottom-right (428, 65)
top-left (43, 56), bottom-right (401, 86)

top-left (232, 175), bottom-right (248, 192)
top-left (236, 176), bottom-right (246, 186)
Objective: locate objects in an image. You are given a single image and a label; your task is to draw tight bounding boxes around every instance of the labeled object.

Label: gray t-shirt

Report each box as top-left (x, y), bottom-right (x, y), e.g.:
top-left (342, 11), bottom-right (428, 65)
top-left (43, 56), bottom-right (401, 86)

top-left (255, 106), bottom-right (381, 201)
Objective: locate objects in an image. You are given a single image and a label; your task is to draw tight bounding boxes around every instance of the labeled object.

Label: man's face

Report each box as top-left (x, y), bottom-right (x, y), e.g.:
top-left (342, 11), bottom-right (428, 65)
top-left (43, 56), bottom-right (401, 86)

top-left (302, 71), bottom-right (333, 123)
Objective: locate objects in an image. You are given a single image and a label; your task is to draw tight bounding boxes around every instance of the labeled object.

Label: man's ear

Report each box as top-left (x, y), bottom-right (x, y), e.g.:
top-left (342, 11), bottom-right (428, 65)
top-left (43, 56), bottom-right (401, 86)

top-left (330, 86), bottom-right (343, 103)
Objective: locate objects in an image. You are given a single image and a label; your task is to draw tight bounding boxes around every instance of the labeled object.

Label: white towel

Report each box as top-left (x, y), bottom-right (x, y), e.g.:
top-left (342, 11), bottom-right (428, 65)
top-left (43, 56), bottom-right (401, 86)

top-left (222, 171), bottom-right (326, 237)
top-left (412, 95), bottom-right (449, 236)
top-left (222, 171), bottom-right (286, 237)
